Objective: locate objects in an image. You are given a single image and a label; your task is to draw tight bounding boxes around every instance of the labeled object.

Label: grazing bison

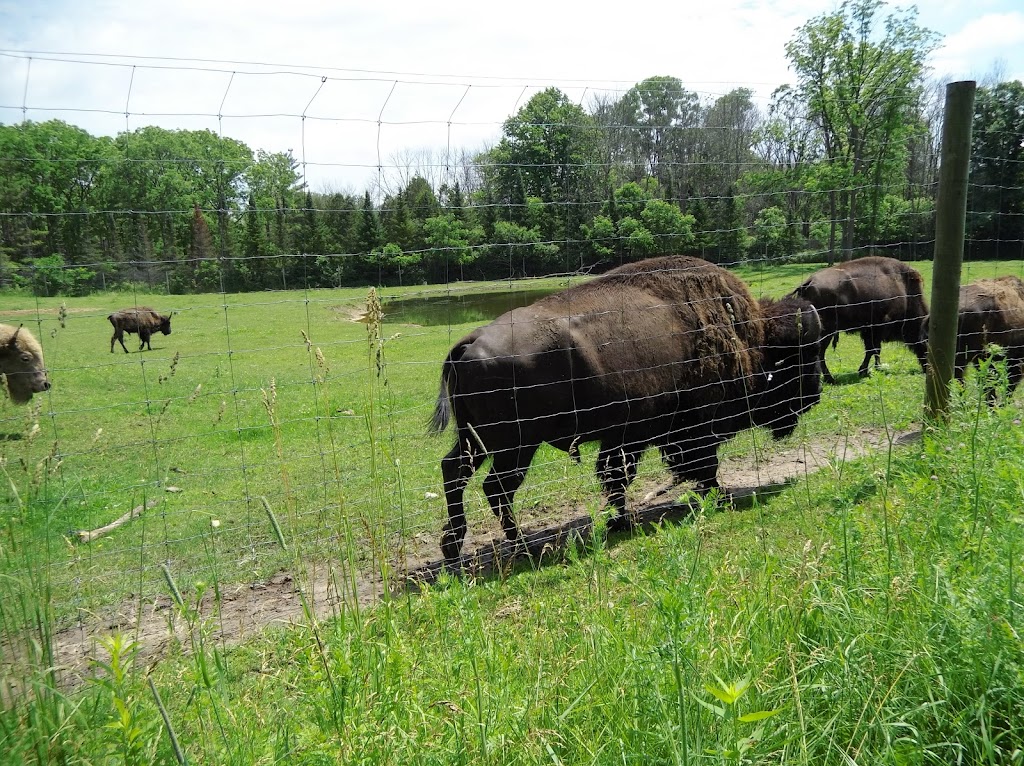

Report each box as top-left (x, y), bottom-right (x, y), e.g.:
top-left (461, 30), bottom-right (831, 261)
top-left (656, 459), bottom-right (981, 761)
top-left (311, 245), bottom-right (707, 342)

top-left (0, 324), bottom-right (51, 404)
top-left (955, 275), bottom-right (1024, 401)
top-left (791, 256), bottom-right (928, 383)
top-left (108, 307), bottom-right (172, 353)
top-left (429, 255), bottom-right (823, 565)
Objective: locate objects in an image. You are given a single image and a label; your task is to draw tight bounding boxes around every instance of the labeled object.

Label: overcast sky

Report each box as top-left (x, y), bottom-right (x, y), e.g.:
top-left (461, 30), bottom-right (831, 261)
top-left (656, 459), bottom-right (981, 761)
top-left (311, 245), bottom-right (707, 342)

top-left (1, 0), bottom-right (1022, 194)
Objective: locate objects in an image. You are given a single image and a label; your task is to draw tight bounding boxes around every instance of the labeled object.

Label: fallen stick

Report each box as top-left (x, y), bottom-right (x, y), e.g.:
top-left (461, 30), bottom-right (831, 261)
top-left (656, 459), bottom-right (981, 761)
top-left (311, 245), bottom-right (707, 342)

top-left (75, 499), bottom-right (159, 543)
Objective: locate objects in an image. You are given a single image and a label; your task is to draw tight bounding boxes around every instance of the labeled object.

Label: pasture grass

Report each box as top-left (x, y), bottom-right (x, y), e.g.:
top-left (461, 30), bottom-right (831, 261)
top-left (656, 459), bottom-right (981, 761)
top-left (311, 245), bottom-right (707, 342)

top-left (1, 258), bottom-right (1024, 763)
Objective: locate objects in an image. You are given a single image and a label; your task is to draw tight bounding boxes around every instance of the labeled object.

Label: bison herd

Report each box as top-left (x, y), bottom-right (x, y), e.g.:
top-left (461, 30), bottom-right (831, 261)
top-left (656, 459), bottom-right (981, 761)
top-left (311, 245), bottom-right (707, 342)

top-left (0, 307), bottom-right (171, 407)
top-left (2, 257), bottom-right (1024, 565)
top-left (431, 255), bottom-right (1024, 564)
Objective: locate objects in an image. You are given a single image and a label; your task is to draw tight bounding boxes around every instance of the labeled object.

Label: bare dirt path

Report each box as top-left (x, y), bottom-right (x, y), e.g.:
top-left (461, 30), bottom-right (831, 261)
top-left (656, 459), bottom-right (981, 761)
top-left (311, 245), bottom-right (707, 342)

top-left (35, 426), bottom-right (918, 689)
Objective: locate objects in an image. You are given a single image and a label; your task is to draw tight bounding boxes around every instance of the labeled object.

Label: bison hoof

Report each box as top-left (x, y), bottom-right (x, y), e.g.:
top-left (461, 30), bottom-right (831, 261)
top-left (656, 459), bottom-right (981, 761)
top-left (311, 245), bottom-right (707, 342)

top-left (606, 513), bottom-right (636, 534)
top-left (441, 553), bottom-right (467, 573)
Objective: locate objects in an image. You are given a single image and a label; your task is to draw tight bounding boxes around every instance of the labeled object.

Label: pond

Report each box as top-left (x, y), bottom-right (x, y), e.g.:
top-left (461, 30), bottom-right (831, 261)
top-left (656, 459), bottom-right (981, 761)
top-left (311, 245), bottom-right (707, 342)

top-left (382, 288), bottom-right (561, 327)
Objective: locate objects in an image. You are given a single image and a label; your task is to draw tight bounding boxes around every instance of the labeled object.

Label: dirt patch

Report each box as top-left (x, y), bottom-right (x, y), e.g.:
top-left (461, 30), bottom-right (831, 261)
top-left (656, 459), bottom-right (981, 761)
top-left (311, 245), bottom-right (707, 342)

top-left (33, 427), bottom-right (918, 690)
top-left (329, 304), bottom-right (375, 324)
top-left (1, 307), bottom-right (98, 317)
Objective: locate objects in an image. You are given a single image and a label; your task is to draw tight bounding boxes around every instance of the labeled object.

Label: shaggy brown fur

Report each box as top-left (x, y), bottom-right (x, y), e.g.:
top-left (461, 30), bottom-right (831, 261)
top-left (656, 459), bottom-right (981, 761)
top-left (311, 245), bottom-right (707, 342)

top-left (108, 307), bottom-right (172, 353)
top-left (792, 256), bottom-right (929, 382)
top-left (430, 255), bottom-right (823, 565)
top-left (956, 275), bottom-right (1024, 400)
top-left (0, 324), bottom-right (50, 404)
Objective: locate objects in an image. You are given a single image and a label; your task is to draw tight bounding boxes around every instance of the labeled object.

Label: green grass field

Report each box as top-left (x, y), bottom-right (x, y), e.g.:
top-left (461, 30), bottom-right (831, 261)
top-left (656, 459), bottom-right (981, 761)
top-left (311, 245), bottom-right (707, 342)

top-left (2, 258), bottom-right (1023, 764)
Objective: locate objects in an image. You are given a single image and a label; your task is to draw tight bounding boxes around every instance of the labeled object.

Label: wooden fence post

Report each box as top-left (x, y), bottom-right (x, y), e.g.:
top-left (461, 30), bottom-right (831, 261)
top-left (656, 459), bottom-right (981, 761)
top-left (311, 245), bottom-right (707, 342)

top-left (925, 80), bottom-right (976, 421)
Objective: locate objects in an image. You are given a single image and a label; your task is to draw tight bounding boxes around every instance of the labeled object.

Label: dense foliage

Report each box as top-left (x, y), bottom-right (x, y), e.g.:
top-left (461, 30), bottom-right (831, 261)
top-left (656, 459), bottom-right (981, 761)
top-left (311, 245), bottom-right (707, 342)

top-left (1, 0), bottom-right (1022, 296)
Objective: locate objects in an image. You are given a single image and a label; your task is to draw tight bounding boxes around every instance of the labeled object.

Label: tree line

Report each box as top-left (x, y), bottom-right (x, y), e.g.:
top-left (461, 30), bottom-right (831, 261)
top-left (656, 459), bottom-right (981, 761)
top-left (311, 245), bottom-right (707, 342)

top-left (1, 0), bottom-right (1022, 296)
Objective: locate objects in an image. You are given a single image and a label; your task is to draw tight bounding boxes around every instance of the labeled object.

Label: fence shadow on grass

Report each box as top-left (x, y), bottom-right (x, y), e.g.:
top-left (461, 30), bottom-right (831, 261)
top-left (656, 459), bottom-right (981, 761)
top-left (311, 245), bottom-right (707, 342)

top-left (398, 477), bottom-right (797, 591)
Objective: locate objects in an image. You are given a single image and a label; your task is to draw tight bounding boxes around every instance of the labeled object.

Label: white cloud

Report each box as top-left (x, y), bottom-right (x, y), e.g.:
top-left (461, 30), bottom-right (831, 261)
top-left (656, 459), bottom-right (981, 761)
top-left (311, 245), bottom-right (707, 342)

top-left (2, 0), bottom-right (1022, 191)
top-left (930, 11), bottom-right (1024, 81)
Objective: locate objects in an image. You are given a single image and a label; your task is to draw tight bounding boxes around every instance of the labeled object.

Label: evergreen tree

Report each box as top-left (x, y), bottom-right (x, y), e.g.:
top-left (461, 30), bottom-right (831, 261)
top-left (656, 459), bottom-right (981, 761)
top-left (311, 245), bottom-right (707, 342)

top-left (352, 192), bottom-right (384, 282)
top-left (685, 187), bottom-right (714, 257)
top-left (714, 186), bottom-right (748, 264)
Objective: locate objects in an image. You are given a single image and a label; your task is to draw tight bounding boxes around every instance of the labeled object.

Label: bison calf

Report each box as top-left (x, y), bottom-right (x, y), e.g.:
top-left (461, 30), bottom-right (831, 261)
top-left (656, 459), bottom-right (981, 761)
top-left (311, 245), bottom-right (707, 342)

top-left (0, 324), bottom-right (51, 404)
top-left (791, 256), bottom-right (928, 383)
top-left (429, 255), bottom-right (823, 566)
top-left (956, 276), bottom-right (1024, 401)
top-left (108, 307), bottom-right (172, 353)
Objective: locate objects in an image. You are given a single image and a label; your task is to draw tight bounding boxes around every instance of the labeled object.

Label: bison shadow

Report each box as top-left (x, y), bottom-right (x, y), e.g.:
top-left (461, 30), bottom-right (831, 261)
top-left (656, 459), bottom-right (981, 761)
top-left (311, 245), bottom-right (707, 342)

top-left (398, 477), bottom-right (799, 590)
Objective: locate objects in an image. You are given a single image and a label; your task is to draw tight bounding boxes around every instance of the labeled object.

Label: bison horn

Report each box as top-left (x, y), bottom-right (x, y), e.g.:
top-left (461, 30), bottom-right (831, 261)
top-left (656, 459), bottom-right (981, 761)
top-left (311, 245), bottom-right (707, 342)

top-left (7, 325), bottom-right (22, 347)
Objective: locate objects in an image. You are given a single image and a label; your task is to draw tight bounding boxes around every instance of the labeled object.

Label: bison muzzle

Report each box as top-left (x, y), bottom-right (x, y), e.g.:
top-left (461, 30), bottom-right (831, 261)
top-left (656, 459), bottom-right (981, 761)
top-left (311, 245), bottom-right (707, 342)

top-left (429, 255), bottom-right (823, 566)
top-left (0, 324), bottom-right (51, 404)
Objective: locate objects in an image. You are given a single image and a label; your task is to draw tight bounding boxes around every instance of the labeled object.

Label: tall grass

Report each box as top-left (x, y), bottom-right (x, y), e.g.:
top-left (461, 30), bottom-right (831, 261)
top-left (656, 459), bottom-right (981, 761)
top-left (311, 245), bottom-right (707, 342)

top-left (2, 264), bottom-right (1024, 762)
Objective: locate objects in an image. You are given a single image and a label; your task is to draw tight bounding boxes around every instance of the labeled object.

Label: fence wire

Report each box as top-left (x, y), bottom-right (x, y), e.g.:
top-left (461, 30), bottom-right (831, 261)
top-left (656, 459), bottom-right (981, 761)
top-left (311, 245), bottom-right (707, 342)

top-left (1, 55), bottom-right (1023, 685)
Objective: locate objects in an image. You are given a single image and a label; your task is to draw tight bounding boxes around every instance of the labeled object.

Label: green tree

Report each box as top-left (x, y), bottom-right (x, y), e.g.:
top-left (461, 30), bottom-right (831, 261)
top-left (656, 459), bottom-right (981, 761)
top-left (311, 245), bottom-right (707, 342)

top-left (752, 205), bottom-right (795, 259)
top-left (297, 190), bottom-right (328, 256)
top-left (487, 88), bottom-right (601, 261)
top-left (697, 88), bottom-right (761, 197)
top-left (351, 192), bottom-right (384, 283)
top-left (0, 121), bottom-right (115, 268)
top-left (617, 76), bottom-right (702, 189)
top-left (785, 0), bottom-right (938, 260)
top-left (969, 80), bottom-right (1024, 255)
top-left (714, 186), bottom-right (749, 263)
top-left (640, 199), bottom-right (696, 255)
top-left (422, 212), bottom-right (484, 282)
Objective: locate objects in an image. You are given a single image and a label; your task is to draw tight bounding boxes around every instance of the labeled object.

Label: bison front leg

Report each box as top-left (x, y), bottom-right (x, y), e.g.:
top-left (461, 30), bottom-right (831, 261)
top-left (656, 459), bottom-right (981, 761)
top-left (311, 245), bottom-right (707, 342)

top-left (439, 435), bottom-right (487, 566)
top-left (140, 330), bottom-right (151, 351)
top-left (598, 444), bottom-right (640, 532)
top-left (482, 445), bottom-right (536, 557)
top-left (818, 335), bottom-right (837, 385)
top-left (857, 330), bottom-right (882, 378)
top-left (1004, 349), bottom-right (1024, 399)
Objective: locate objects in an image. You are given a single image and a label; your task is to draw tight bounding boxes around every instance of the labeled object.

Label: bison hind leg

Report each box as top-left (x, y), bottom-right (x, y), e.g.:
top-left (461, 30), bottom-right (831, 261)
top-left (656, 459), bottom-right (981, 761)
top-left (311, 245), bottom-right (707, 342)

top-left (482, 445), bottom-right (537, 553)
top-left (440, 435), bottom-right (488, 565)
top-left (858, 330), bottom-right (882, 377)
top-left (598, 444), bottom-right (642, 532)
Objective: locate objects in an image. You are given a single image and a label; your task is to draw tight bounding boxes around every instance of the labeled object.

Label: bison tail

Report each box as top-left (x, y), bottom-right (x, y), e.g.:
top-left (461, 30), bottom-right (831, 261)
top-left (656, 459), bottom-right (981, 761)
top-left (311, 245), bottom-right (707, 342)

top-left (429, 382), bottom-right (451, 433)
top-left (428, 345), bottom-right (464, 433)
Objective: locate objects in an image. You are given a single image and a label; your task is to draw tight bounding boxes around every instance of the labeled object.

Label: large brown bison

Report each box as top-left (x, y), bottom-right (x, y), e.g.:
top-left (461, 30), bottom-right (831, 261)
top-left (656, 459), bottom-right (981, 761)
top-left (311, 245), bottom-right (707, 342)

top-left (0, 324), bottom-right (51, 404)
top-left (791, 256), bottom-right (928, 383)
top-left (955, 275), bottom-right (1024, 400)
top-left (108, 307), bottom-right (172, 353)
top-left (429, 255), bottom-right (824, 565)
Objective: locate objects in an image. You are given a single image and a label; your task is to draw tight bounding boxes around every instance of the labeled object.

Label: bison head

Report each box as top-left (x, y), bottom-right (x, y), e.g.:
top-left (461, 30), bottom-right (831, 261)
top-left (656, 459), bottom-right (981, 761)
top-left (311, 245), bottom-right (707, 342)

top-left (158, 315), bottom-right (172, 336)
top-left (751, 298), bottom-right (823, 439)
top-left (0, 325), bottom-right (51, 405)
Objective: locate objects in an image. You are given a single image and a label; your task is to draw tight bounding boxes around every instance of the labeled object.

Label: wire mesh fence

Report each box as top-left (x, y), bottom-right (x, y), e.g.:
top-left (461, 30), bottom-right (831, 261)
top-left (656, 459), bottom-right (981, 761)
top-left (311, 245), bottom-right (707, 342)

top-left (1, 53), bottom-right (1023, 689)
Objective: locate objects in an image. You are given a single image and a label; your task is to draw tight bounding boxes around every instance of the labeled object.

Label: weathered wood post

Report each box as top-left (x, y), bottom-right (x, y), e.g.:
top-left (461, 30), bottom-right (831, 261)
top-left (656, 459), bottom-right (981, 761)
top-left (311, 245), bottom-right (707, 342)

top-left (925, 80), bottom-right (976, 421)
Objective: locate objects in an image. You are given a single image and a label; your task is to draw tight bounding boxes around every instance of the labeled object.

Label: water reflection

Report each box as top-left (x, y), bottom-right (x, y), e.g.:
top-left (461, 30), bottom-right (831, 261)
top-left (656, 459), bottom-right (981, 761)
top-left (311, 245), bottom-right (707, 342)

top-left (382, 288), bottom-right (560, 327)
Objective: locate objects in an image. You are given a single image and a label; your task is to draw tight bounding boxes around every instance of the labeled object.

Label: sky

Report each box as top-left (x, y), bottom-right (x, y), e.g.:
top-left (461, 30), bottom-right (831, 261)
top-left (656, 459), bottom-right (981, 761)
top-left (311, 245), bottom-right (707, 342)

top-left (1, 0), bottom-right (1022, 194)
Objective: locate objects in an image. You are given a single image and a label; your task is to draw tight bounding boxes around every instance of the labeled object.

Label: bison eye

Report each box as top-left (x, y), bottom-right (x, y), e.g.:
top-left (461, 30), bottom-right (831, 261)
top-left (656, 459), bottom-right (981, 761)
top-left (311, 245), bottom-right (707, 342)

top-left (21, 353), bottom-right (31, 362)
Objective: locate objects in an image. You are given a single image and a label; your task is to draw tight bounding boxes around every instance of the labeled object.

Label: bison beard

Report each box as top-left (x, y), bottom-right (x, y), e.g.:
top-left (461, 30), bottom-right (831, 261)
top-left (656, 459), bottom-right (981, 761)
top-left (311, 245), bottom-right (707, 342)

top-left (956, 276), bottom-right (1024, 402)
top-left (791, 256), bottom-right (929, 384)
top-left (0, 324), bottom-right (51, 404)
top-left (429, 256), bottom-right (823, 566)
